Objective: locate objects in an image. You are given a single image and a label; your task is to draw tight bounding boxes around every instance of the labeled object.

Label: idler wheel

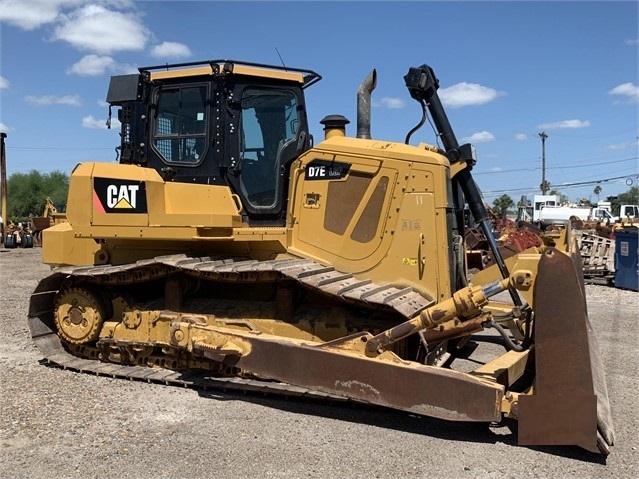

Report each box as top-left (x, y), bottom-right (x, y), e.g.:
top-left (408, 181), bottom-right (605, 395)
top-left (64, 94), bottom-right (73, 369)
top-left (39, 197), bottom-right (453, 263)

top-left (54, 288), bottom-right (106, 344)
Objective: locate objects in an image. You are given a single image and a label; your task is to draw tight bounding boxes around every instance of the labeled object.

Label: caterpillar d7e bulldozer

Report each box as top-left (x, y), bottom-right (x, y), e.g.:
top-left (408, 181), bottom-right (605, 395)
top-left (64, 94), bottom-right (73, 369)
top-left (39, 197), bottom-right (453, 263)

top-left (29, 59), bottom-right (614, 454)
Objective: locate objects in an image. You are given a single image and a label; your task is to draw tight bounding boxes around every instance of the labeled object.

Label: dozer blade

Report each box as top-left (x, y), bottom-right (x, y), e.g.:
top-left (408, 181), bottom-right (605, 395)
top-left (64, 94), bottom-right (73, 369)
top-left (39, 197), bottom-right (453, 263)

top-left (518, 247), bottom-right (615, 454)
top-left (229, 332), bottom-right (506, 423)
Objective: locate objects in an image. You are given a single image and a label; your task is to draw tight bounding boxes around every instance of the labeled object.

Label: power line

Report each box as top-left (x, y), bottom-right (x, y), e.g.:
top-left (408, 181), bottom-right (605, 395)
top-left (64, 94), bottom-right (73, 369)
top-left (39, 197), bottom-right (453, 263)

top-left (474, 156), bottom-right (638, 175)
top-left (483, 173), bottom-right (638, 196)
top-left (552, 174), bottom-right (638, 188)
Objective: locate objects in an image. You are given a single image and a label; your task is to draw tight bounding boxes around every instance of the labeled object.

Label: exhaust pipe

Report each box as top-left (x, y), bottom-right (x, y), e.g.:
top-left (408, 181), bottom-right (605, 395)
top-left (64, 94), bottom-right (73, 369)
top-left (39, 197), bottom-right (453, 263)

top-left (357, 69), bottom-right (377, 139)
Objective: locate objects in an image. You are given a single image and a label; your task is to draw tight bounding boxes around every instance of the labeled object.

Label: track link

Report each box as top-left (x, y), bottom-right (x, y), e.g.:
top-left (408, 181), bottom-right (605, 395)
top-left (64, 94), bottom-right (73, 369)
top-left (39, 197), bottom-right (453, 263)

top-left (28, 254), bottom-right (436, 399)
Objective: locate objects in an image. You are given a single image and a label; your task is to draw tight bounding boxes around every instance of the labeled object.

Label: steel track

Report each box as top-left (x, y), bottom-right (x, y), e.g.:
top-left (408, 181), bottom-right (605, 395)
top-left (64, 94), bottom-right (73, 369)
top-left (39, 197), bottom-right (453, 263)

top-left (28, 254), bottom-right (436, 400)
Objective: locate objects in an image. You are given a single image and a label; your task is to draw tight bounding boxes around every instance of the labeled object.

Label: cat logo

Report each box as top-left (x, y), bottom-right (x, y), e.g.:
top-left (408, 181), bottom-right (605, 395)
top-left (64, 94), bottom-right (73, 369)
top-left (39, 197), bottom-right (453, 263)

top-left (93, 178), bottom-right (148, 214)
top-left (106, 184), bottom-right (139, 208)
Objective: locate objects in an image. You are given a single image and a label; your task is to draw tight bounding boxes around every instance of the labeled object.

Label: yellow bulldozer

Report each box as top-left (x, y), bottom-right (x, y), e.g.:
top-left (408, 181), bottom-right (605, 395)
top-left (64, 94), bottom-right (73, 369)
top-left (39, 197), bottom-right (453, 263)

top-left (29, 60), bottom-right (614, 454)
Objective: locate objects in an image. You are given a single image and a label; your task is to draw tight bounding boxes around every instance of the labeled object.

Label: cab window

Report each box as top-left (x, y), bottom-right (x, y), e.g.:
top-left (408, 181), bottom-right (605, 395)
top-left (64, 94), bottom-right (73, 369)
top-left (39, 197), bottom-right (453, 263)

top-left (239, 88), bottom-right (298, 208)
top-left (153, 85), bottom-right (208, 165)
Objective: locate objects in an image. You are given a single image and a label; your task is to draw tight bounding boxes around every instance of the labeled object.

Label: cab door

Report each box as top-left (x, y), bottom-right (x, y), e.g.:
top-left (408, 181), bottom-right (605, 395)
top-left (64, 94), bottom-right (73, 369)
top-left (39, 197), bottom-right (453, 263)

top-left (224, 86), bottom-right (306, 225)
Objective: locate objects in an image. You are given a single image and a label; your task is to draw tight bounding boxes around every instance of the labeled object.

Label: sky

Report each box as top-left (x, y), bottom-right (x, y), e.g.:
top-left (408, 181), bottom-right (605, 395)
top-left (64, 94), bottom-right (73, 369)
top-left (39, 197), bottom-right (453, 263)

top-left (0, 0), bottom-right (637, 205)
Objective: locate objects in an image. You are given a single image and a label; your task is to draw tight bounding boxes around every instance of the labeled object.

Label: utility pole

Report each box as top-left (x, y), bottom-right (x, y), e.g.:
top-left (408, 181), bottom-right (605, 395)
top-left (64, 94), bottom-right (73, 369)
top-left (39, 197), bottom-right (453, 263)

top-left (1, 132), bottom-right (6, 225)
top-left (539, 131), bottom-right (548, 194)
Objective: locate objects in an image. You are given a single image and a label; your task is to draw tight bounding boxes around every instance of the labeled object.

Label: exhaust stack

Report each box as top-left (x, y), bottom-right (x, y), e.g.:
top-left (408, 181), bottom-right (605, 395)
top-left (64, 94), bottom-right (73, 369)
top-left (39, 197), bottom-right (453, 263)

top-left (357, 70), bottom-right (377, 139)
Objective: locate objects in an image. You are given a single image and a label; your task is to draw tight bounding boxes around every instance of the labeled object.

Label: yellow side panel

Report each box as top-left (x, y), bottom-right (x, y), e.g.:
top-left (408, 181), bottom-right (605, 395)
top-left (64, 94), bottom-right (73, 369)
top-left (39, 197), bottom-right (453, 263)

top-left (67, 162), bottom-right (242, 232)
top-left (291, 153), bottom-right (396, 271)
top-left (288, 138), bottom-right (452, 299)
top-left (148, 182), bottom-right (241, 227)
top-left (64, 162), bottom-right (96, 226)
top-left (382, 192), bottom-right (449, 300)
top-left (42, 222), bottom-right (100, 266)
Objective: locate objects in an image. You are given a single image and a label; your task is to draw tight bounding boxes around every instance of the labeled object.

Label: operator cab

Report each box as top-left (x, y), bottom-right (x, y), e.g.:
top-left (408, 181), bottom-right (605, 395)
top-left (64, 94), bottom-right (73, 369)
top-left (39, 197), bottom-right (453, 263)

top-left (106, 60), bottom-right (321, 225)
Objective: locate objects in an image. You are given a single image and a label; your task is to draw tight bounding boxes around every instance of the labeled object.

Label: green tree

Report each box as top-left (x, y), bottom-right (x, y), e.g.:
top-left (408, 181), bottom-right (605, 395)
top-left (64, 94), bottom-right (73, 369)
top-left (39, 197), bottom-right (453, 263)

top-left (548, 189), bottom-right (569, 205)
top-left (608, 186), bottom-right (639, 215)
top-left (492, 194), bottom-right (514, 219)
top-left (617, 186), bottom-right (638, 205)
top-left (593, 185), bottom-right (602, 201)
top-left (6, 170), bottom-right (69, 222)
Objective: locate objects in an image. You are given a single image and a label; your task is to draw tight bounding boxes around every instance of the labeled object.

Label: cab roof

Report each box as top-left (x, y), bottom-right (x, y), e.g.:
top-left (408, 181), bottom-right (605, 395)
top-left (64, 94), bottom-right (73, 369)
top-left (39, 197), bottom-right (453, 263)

top-left (140, 59), bottom-right (322, 88)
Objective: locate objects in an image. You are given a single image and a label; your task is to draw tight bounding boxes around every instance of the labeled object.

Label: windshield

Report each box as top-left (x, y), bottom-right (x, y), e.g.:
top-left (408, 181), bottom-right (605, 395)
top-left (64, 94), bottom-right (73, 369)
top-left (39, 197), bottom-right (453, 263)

top-left (239, 88), bottom-right (299, 208)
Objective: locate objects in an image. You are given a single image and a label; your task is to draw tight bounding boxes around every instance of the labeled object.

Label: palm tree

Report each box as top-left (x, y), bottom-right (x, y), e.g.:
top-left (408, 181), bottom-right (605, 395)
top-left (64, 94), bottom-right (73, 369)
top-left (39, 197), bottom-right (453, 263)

top-left (492, 194), bottom-right (514, 219)
top-left (594, 185), bottom-right (602, 202)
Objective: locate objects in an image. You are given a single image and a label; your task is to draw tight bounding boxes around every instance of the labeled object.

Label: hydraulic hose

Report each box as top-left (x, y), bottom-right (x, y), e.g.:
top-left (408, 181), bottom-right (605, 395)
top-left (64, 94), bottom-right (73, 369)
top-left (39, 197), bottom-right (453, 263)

top-left (490, 320), bottom-right (524, 352)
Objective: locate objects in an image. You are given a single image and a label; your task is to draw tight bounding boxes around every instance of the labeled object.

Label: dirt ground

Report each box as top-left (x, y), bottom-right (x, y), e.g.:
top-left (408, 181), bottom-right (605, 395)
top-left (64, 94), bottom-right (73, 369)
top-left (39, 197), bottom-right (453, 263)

top-left (0, 246), bottom-right (637, 479)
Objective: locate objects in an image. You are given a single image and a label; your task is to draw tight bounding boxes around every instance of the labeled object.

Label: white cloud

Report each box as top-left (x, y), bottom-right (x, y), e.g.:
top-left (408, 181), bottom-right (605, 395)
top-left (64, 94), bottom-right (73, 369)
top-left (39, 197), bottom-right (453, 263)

top-left (374, 97), bottom-right (404, 109)
top-left (150, 41), bottom-right (192, 59)
top-left (25, 94), bottom-right (82, 106)
top-left (117, 63), bottom-right (141, 75)
top-left (514, 133), bottom-right (528, 141)
top-left (0, 1), bottom-right (134, 30)
top-left (0, 0), bottom-right (76, 30)
top-left (82, 115), bottom-right (111, 129)
top-left (0, 76), bottom-right (9, 89)
top-left (625, 39), bottom-right (639, 45)
top-left (489, 166), bottom-right (503, 172)
top-left (83, 115), bottom-right (121, 130)
top-left (607, 141), bottom-right (635, 151)
top-left (439, 82), bottom-right (504, 108)
top-left (53, 4), bottom-right (150, 54)
top-left (462, 131), bottom-right (495, 143)
top-left (67, 55), bottom-right (139, 77)
top-left (81, 115), bottom-right (121, 129)
top-left (0, 122), bottom-right (10, 133)
top-left (67, 54), bottom-right (117, 76)
top-left (609, 82), bottom-right (639, 103)
top-left (537, 119), bottom-right (590, 129)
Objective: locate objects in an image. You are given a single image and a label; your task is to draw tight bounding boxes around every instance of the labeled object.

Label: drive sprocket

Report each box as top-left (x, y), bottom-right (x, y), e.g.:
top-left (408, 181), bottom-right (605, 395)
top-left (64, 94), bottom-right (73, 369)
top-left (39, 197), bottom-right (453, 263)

top-left (54, 287), bottom-right (106, 344)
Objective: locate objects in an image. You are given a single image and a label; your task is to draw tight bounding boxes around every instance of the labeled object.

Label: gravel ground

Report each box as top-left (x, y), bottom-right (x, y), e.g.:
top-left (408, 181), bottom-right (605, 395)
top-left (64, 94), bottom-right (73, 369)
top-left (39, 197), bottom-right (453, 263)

top-left (0, 246), bottom-right (637, 479)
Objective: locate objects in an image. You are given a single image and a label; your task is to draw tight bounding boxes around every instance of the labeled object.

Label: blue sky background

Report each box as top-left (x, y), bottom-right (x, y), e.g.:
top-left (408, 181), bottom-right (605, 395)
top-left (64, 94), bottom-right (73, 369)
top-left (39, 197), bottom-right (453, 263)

top-left (0, 0), bottom-right (637, 204)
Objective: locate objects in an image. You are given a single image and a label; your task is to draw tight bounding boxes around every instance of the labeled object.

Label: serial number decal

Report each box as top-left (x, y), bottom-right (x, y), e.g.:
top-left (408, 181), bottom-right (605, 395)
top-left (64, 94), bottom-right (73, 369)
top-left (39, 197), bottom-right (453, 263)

top-left (305, 159), bottom-right (351, 181)
top-left (401, 219), bottom-right (422, 231)
top-left (93, 178), bottom-right (148, 214)
top-left (402, 258), bottom-right (418, 266)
